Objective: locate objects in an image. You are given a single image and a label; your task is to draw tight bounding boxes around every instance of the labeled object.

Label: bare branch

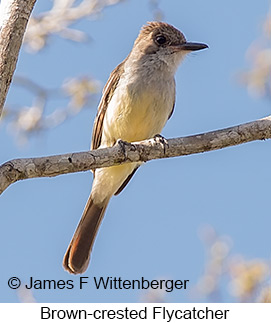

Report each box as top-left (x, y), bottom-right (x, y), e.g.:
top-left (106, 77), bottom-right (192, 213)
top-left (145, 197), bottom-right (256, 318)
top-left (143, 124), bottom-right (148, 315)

top-left (0, 0), bottom-right (37, 116)
top-left (1, 116), bottom-right (271, 195)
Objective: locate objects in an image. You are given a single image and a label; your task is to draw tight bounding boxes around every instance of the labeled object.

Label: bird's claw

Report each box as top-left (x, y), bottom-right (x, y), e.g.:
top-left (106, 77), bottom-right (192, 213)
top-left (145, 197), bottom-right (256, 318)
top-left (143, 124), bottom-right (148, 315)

top-left (152, 134), bottom-right (169, 154)
top-left (116, 139), bottom-right (129, 158)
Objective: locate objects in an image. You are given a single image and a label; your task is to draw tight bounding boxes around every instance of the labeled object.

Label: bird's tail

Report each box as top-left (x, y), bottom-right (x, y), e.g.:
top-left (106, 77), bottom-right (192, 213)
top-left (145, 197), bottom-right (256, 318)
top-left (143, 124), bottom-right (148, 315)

top-left (63, 195), bottom-right (109, 274)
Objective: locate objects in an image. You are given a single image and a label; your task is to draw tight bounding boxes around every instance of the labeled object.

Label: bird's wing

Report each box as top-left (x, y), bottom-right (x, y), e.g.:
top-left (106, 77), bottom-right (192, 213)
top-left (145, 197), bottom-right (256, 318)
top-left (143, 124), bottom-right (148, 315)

top-left (167, 79), bottom-right (176, 120)
top-left (91, 61), bottom-right (125, 150)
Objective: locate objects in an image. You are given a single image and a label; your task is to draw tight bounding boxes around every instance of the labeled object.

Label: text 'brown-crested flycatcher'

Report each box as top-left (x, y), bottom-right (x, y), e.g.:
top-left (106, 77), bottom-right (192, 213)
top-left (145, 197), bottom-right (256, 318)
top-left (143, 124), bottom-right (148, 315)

top-left (63, 22), bottom-right (208, 274)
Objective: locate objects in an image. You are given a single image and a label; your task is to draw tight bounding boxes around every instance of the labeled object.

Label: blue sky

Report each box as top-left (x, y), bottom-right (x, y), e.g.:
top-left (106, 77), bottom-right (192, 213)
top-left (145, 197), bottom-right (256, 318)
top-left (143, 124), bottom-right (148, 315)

top-left (1, 0), bottom-right (270, 302)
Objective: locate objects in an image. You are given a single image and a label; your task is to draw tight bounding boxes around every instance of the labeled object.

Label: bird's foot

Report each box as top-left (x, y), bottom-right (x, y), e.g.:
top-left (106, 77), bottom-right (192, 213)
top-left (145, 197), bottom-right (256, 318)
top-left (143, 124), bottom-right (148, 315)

top-left (116, 139), bottom-right (129, 158)
top-left (152, 134), bottom-right (169, 154)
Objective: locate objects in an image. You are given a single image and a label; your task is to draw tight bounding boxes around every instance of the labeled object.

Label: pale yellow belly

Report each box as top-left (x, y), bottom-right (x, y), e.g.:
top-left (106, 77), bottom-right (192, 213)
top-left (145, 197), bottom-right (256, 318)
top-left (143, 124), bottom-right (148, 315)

top-left (101, 85), bottom-right (173, 146)
top-left (92, 79), bottom-right (174, 203)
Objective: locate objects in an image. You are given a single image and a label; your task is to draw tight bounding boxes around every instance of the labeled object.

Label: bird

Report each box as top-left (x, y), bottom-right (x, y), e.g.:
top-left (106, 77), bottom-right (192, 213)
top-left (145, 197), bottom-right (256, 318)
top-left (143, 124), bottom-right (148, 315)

top-left (63, 21), bottom-right (208, 274)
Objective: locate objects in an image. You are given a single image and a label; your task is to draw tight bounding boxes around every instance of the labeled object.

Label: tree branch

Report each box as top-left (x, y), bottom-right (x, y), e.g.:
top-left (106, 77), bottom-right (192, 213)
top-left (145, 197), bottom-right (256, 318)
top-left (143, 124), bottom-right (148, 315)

top-left (0, 0), bottom-right (37, 116)
top-left (1, 116), bottom-right (271, 195)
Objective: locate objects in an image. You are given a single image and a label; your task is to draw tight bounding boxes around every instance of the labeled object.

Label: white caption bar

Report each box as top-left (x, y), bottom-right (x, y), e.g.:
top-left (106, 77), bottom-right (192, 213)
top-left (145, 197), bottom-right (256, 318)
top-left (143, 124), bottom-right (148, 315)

top-left (1, 303), bottom-right (271, 322)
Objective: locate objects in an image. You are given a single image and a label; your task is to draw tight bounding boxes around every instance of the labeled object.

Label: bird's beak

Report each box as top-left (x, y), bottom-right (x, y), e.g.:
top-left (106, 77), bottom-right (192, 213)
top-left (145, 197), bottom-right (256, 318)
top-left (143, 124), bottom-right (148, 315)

top-left (180, 42), bottom-right (208, 51)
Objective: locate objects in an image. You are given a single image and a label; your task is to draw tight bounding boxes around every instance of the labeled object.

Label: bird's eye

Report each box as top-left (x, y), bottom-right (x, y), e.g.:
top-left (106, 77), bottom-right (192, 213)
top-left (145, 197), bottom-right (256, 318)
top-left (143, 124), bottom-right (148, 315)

top-left (155, 35), bottom-right (167, 45)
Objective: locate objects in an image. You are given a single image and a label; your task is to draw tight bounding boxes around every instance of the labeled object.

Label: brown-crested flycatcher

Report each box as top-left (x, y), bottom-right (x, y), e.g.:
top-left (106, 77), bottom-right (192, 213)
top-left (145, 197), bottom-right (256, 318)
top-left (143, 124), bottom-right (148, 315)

top-left (63, 21), bottom-right (208, 274)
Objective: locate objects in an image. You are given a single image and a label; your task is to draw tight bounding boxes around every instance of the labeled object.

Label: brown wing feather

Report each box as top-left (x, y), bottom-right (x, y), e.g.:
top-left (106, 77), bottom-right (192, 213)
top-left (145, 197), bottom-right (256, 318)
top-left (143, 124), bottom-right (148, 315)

top-left (168, 79), bottom-right (176, 120)
top-left (91, 61), bottom-right (125, 150)
top-left (90, 58), bottom-right (142, 193)
top-left (114, 166), bottom-right (139, 195)
top-left (168, 100), bottom-right (175, 120)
